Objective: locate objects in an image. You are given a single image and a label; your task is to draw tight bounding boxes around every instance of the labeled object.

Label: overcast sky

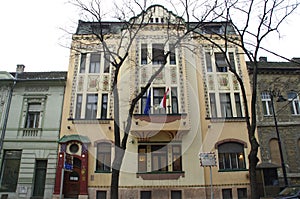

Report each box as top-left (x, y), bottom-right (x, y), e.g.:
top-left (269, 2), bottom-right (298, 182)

top-left (0, 0), bottom-right (299, 72)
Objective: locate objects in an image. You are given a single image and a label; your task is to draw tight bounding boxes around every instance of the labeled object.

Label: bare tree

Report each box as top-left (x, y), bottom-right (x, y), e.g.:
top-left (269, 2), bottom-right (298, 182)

top-left (69, 0), bottom-right (299, 198)
top-left (189, 0), bottom-right (299, 198)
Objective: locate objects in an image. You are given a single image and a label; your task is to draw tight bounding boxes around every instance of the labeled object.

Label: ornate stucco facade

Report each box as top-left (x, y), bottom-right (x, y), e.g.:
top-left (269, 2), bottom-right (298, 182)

top-left (54, 5), bottom-right (252, 199)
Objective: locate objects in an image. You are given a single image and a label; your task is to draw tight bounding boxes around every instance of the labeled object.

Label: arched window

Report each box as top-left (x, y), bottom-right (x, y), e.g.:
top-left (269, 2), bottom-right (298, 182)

top-left (269, 138), bottom-right (281, 165)
top-left (218, 142), bottom-right (246, 170)
top-left (96, 142), bottom-right (111, 172)
top-left (288, 91), bottom-right (300, 115)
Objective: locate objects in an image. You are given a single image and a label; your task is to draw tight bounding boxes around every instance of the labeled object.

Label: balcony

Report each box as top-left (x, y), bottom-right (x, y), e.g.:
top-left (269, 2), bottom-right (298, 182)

top-left (20, 128), bottom-right (41, 137)
top-left (131, 113), bottom-right (189, 141)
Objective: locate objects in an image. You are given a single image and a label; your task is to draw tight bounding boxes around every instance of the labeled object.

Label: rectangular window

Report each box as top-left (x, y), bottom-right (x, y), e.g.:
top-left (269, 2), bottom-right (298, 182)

top-left (288, 92), bottom-right (300, 115)
top-left (80, 53), bottom-right (87, 73)
top-left (151, 145), bottom-right (168, 172)
top-left (101, 94), bottom-right (108, 119)
top-left (261, 92), bottom-right (273, 116)
top-left (75, 94), bottom-right (83, 119)
top-left (104, 52), bottom-right (110, 73)
top-left (222, 189), bottom-right (232, 199)
top-left (152, 44), bottom-right (164, 65)
top-left (139, 144), bottom-right (182, 173)
top-left (229, 52), bottom-right (236, 71)
top-left (96, 143), bottom-right (111, 172)
top-left (209, 93), bottom-right (217, 118)
top-left (96, 191), bottom-right (107, 199)
top-left (141, 191), bottom-right (151, 199)
top-left (237, 188), bottom-right (247, 199)
top-left (171, 190), bottom-right (182, 199)
top-left (234, 93), bottom-right (242, 117)
top-left (153, 88), bottom-right (166, 114)
top-left (215, 52), bottom-right (228, 72)
top-left (32, 160), bottom-right (47, 197)
top-left (85, 94), bottom-right (98, 119)
top-left (0, 150), bottom-right (22, 192)
top-left (89, 53), bottom-right (101, 73)
top-left (141, 44), bottom-right (148, 64)
top-left (220, 93), bottom-right (232, 117)
top-left (171, 87), bottom-right (178, 114)
top-left (169, 44), bottom-right (176, 65)
top-left (138, 145), bottom-right (147, 172)
top-left (205, 52), bottom-right (212, 72)
top-left (25, 103), bottom-right (41, 128)
top-left (172, 145), bottom-right (182, 171)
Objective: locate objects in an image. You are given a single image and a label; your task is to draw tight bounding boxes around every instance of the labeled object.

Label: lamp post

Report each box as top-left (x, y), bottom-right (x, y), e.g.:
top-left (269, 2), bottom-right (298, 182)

top-left (269, 90), bottom-right (288, 187)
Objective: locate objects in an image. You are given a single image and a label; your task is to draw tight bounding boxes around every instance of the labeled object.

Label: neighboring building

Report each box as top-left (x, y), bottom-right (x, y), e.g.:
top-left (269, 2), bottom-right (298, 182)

top-left (53, 5), bottom-right (251, 199)
top-left (248, 57), bottom-right (300, 197)
top-left (0, 65), bottom-right (67, 199)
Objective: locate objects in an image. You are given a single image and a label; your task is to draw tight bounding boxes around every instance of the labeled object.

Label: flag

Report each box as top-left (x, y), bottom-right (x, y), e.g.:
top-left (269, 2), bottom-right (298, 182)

top-left (143, 89), bottom-right (151, 115)
top-left (159, 88), bottom-right (170, 109)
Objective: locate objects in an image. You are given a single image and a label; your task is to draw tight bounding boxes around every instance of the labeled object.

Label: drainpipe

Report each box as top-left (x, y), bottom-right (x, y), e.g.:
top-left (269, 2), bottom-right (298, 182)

top-left (0, 65), bottom-right (24, 168)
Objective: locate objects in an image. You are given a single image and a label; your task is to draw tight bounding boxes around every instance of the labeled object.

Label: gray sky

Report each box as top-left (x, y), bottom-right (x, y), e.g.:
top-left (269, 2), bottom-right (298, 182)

top-left (0, 0), bottom-right (299, 72)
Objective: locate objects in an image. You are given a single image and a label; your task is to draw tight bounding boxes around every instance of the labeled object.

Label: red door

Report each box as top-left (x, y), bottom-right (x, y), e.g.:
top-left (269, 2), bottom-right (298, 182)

top-left (63, 158), bottom-right (81, 198)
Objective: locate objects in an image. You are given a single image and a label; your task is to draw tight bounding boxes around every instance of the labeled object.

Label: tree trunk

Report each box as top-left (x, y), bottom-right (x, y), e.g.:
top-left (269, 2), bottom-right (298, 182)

top-left (249, 138), bottom-right (260, 199)
top-left (111, 148), bottom-right (125, 199)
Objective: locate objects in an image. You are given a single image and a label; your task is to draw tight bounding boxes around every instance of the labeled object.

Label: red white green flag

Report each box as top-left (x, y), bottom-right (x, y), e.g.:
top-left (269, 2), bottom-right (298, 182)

top-left (159, 88), bottom-right (170, 109)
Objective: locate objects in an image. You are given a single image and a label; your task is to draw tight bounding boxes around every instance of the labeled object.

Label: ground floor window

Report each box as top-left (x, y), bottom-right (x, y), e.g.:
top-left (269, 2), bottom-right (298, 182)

top-left (218, 142), bottom-right (246, 171)
top-left (97, 191), bottom-right (107, 199)
top-left (138, 143), bottom-right (182, 173)
top-left (222, 189), bottom-right (232, 199)
top-left (0, 150), bottom-right (22, 192)
top-left (237, 188), bottom-right (247, 199)
top-left (171, 190), bottom-right (182, 199)
top-left (141, 191), bottom-right (151, 199)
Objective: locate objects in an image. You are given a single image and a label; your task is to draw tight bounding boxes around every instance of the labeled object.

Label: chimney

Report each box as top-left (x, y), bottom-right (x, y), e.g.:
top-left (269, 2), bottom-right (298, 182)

top-left (16, 64), bottom-right (25, 74)
top-left (259, 57), bottom-right (267, 62)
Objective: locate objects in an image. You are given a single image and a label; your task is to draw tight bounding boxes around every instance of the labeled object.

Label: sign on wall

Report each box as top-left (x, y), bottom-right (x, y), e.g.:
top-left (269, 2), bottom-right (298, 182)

top-left (199, 152), bottom-right (217, 167)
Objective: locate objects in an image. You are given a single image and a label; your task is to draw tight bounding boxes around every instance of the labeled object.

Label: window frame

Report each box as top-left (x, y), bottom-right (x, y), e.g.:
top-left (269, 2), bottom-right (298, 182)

top-left (96, 142), bottom-right (112, 172)
top-left (79, 53), bottom-right (87, 73)
top-left (261, 92), bottom-right (273, 116)
top-left (137, 143), bottom-right (183, 173)
top-left (152, 44), bottom-right (165, 65)
top-left (222, 189), bottom-right (233, 199)
top-left (209, 93), bottom-right (217, 118)
top-left (25, 103), bottom-right (41, 128)
top-left (101, 94), bottom-right (108, 119)
top-left (220, 93), bottom-right (233, 118)
top-left (169, 44), bottom-right (176, 65)
top-left (89, 53), bottom-right (101, 73)
top-left (85, 94), bottom-right (98, 119)
top-left (215, 52), bottom-right (228, 72)
top-left (288, 91), bottom-right (300, 115)
top-left (103, 52), bottom-right (110, 73)
top-left (75, 94), bottom-right (83, 119)
top-left (141, 44), bottom-right (148, 65)
top-left (0, 150), bottom-right (22, 192)
top-left (218, 142), bottom-right (246, 171)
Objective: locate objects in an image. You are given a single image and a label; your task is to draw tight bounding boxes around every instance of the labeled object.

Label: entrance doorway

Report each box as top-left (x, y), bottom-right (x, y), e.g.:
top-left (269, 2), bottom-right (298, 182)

top-left (63, 157), bottom-right (81, 198)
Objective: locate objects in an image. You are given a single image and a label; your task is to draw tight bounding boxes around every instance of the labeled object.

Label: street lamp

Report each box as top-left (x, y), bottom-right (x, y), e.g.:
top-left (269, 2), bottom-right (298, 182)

top-left (269, 90), bottom-right (288, 187)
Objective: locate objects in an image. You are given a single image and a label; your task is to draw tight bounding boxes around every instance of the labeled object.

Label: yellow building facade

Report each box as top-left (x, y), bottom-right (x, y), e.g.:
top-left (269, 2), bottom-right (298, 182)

top-left (53, 5), bottom-right (252, 199)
